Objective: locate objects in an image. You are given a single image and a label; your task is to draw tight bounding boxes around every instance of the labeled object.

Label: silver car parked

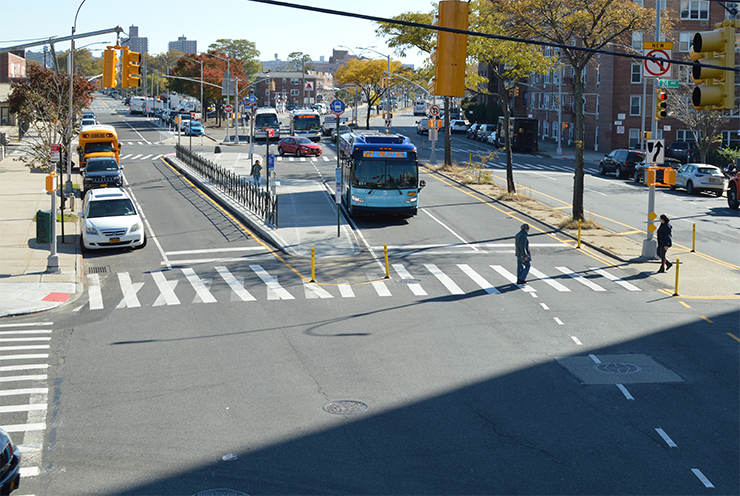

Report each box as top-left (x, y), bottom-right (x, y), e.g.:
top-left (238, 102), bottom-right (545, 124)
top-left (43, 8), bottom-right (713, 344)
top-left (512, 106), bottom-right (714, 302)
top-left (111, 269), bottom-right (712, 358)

top-left (672, 163), bottom-right (726, 196)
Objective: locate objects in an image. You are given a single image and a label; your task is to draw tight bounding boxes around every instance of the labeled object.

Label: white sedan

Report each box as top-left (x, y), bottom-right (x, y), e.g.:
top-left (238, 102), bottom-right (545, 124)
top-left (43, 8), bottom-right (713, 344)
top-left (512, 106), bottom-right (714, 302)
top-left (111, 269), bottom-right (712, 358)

top-left (450, 120), bottom-right (469, 133)
top-left (671, 163), bottom-right (726, 196)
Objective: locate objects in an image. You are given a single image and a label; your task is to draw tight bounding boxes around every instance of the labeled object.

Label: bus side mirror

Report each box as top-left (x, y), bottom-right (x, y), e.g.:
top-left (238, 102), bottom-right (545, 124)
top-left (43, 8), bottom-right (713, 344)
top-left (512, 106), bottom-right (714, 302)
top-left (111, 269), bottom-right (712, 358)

top-left (118, 143), bottom-right (122, 150)
top-left (76, 146), bottom-right (82, 153)
top-left (419, 180), bottom-right (426, 190)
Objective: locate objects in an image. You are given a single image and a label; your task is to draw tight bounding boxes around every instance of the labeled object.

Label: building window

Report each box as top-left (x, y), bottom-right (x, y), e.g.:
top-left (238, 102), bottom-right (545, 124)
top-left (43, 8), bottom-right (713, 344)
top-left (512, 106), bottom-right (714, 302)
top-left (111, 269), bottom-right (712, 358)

top-left (677, 129), bottom-right (697, 141)
top-left (630, 96), bottom-right (641, 116)
top-left (552, 121), bottom-right (558, 140)
top-left (722, 130), bottom-right (740, 147)
top-left (629, 129), bottom-right (641, 148)
top-left (282, 78), bottom-right (286, 83)
top-left (596, 95), bottom-right (600, 116)
top-left (290, 78), bottom-right (299, 85)
top-left (680, 65), bottom-right (692, 84)
top-left (544, 72), bottom-right (550, 84)
top-left (596, 67), bottom-right (600, 88)
top-left (631, 64), bottom-right (642, 83)
top-left (633, 0), bottom-right (643, 5)
top-left (595, 126), bottom-right (599, 150)
top-left (679, 32), bottom-right (694, 52)
top-left (531, 94), bottom-right (535, 107)
top-left (290, 89), bottom-right (299, 96)
top-left (265, 89), bottom-right (269, 96)
top-left (632, 32), bottom-right (643, 52)
top-left (543, 122), bottom-right (550, 137)
top-left (680, 0), bottom-right (709, 20)
top-left (545, 93), bottom-right (551, 108)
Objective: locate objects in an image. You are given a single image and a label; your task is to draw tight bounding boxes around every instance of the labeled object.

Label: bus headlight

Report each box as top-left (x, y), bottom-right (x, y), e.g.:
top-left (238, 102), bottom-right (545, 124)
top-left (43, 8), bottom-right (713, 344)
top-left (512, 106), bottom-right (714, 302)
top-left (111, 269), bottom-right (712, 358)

top-left (351, 195), bottom-right (365, 203)
top-left (405, 196), bottom-right (418, 204)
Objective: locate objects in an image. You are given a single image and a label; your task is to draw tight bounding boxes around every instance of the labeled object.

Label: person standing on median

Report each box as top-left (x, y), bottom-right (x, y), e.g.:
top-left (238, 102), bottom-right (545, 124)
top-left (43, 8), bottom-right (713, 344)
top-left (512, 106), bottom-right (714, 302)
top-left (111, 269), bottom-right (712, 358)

top-left (656, 214), bottom-right (673, 273)
top-left (515, 223), bottom-right (532, 285)
top-left (250, 159), bottom-right (262, 187)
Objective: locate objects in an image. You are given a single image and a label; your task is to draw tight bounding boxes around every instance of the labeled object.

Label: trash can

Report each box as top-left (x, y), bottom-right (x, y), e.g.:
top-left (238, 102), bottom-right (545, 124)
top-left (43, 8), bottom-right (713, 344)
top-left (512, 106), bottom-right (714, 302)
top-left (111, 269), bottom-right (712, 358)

top-left (36, 210), bottom-right (52, 244)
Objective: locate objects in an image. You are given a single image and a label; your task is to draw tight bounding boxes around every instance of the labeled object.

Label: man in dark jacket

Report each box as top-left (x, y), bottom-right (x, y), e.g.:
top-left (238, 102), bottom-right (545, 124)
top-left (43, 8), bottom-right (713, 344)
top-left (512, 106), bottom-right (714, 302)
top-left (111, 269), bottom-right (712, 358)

top-left (656, 214), bottom-right (673, 273)
top-left (515, 223), bottom-right (531, 284)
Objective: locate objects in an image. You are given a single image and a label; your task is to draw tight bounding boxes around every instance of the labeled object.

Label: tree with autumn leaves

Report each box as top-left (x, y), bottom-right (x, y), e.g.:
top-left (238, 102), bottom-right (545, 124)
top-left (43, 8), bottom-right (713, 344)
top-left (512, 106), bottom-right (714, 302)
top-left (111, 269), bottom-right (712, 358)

top-left (8, 64), bottom-right (95, 172)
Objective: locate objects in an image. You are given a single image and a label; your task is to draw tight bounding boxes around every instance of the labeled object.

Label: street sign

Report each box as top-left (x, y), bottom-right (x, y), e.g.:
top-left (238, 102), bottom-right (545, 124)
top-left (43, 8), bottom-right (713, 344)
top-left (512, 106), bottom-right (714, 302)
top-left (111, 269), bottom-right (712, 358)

top-left (335, 168), bottom-right (341, 204)
top-left (385, 119), bottom-right (392, 128)
top-left (224, 104), bottom-right (233, 113)
top-left (646, 139), bottom-right (665, 164)
top-left (643, 46), bottom-right (672, 78)
top-left (50, 144), bottom-right (61, 163)
top-left (659, 79), bottom-right (680, 88)
top-left (330, 99), bottom-right (345, 116)
top-left (268, 153), bottom-right (274, 170)
top-left (429, 104), bottom-right (441, 117)
top-left (268, 128), bottom-right (275, 138)
top-left (190, 112), bottom-right (196, 119)
top-left (305, 81), bottom-right (314, 91)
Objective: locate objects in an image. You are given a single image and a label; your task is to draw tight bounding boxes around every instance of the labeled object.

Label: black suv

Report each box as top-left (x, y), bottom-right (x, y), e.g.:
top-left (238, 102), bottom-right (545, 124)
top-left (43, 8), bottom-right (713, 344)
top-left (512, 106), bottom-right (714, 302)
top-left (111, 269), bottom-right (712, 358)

top-left (665, 141), bottom-right (700, 164)
top-left (598, 149), bottom-right (645, 178)
top-left (82, 157), bottom-right (124, 195)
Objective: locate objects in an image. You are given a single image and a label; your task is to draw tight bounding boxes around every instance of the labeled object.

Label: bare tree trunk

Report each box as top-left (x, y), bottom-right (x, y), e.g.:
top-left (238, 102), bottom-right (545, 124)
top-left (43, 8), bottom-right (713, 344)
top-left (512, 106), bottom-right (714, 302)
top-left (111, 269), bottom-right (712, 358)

top-left (498, 78), bottom-right (515, 193)
top-left (572, 66), bottom-right (585, 221)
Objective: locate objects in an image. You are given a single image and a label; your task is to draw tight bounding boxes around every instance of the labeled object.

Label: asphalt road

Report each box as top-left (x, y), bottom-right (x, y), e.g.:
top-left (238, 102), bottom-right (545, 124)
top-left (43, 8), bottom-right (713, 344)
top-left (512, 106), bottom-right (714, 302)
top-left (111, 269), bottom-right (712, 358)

top-left (5, 96), bottom-right (737, 495)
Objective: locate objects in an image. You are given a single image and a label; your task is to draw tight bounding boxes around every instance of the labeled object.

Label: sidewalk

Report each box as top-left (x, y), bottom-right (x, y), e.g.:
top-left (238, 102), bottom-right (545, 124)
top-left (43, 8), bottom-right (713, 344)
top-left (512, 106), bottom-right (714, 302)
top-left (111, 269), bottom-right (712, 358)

top-left (0, 152), bottom-right (82, 317)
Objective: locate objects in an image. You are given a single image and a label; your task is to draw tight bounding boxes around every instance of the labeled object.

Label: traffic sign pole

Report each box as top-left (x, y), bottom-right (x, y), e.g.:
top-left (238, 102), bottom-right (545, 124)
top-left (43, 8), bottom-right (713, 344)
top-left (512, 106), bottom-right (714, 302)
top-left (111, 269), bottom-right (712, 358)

top-left (331, 99), bottom-right (345, 237)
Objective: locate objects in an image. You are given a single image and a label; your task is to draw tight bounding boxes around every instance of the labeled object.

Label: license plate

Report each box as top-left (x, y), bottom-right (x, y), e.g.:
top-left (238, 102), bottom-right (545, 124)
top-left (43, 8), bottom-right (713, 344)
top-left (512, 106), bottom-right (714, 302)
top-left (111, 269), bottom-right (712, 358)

top-left (709, 178), bottom-right (715, 182)
top-left (100, 184), bottom-right (107, 187)
top-left (110, 238), bottom-right (120, 244)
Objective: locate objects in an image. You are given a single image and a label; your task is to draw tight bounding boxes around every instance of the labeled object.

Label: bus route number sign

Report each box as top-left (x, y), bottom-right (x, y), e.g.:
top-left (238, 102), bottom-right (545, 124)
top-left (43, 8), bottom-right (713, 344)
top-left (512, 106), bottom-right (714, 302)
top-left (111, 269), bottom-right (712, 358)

top-left (363, 151), bottom-right (407, 158)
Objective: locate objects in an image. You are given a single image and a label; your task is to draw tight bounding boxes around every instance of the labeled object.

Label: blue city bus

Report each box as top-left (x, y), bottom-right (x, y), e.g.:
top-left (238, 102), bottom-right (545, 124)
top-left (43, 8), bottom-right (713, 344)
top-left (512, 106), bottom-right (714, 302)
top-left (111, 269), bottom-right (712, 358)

top-left (339, 132), bottom-right (425, 217)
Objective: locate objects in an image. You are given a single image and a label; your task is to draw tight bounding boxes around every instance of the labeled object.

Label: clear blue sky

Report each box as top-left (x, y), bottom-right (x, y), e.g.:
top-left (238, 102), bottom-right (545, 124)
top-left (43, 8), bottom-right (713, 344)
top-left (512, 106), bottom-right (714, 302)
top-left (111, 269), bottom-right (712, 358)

top-left (1, 0), bottom-right (435, 69)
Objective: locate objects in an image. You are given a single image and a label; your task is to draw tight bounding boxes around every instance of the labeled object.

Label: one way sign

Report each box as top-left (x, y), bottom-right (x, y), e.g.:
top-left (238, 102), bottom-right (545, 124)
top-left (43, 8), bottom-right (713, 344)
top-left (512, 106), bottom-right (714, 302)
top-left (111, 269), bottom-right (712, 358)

top-left (646, 139), bottom-right (664, 164)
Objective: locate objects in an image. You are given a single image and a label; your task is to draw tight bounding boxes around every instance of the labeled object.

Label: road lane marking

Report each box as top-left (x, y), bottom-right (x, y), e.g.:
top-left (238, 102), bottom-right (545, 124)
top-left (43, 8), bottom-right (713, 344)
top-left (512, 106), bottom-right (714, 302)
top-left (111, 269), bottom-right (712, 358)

top-left (250, 265), bottom-right (294, 300)
top-left (87, 273), bottom-right (103, 310)
top-left (616, 384), bottom-right (634, 400)
top-left (691, 469), bottom-right (715, 488)
top-left (182, 268), bottom-right (217, 303)
top-left (337, 281), bottom-right (355, 298)
top-left (216, 266), bottom-right (256, 301)
top-left (0, 346), bottom-right (49, 352)
top-left (425, 264), bottom-right (464, 295)
top-left (589, 354), bottom-right (601, 364)
top-left (0, 388), bottom-right (48, 397)
top-left (458, 264), bottom-right (499, 294)
top-left (556, 267), bottom-right (606, 291)
top-left (0, 375), bottom-right (48, 383)
top-left (679, 301), bottom-right (691, 308)
top-left (421, 209), bottom-right (480, 252)
top-left (700, 316), bottom-right (713, 323)
top-left (130, 154), bottom-right (143, 160)
top-left (540, 303), bottom-right (549, 310)
top-left (165, 247), bottom-right (266, 255)
top-left (728, 333), bottom-right (740, 343)
top-left (392, 264), bottom-right (427, 296)
top-left (529, 267), bottom-right (570, 291)
top-left (553, 317), bottom-right (564, 325)
top-left (0, 323), bottom-right (52, 328)
top-left (140, 154), bottom-right (153, 160)
top-left (0, 354), bottom-right (48, 361)
top-left (571, 336), bottom-right (583, 345)
top-left (0, 338), bottom-right (51, 342)
top-left (304, 283), bottom-right (334, 299)
top-left (116, 272), bottom-right (142, 308)
top-left (490, 265), bottom-right (536, 292)
top-left (2, 423), bottom-right (45, 432)
top-left (150, 270), bottom-right (181, 305)
top-left (590, 268), bottom-right (641, 291)
top-left (0, 404), bottom-right (47, 414)
top-left (655, 428), bottom-right (677, 447)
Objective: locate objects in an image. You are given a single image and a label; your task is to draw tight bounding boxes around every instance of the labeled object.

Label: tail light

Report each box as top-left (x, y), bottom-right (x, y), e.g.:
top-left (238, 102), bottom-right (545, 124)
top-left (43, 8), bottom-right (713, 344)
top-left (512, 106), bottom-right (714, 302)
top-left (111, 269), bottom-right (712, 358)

top-left (625, 160), bottom-right (629, 166)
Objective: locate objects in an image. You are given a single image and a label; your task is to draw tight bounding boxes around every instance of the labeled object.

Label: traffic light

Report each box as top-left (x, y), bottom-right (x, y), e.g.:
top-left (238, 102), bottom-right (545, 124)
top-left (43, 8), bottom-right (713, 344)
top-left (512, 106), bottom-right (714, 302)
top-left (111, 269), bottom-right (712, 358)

top-left (102, 48), bottom-right (118, 88)
top-left (269, 79), bottom-right (275, 91)
top-left (121, 47), bottom-right (141, 89)
top-left (514, 87), bottom-right (520, 97)
top-left (431, 0), bottom-right (469, 97)
top-left (690, 19), bottom-right (736, 110)
top-left (655, 88), bottom-right (667, 120)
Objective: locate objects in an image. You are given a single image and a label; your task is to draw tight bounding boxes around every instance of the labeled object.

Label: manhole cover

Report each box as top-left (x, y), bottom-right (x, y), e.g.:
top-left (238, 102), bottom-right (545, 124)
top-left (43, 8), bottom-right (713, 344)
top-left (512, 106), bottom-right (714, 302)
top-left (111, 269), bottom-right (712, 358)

top-left (323, 401), bottom-right (368, 415)
top-left (87, 266), bottom-right (110, 274)
top-left (192, 490), bottom-right (249, 496)
top-left (396, 278), bottom-right (422, 284)
top-left (306, 230), bottom-right (324, 234)
top-left (595, 362), bottom-right (641, 374)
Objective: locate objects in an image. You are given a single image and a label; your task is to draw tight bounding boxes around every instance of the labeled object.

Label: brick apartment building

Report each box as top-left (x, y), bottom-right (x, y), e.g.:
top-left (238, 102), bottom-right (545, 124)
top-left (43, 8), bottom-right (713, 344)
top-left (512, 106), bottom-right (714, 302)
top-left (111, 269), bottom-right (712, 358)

top-left (0, 51), bottom-right (26, 127)
top-left (501, 0), bottom-right (739, 153)
top-left (252, 71), bottom-right (320, 107)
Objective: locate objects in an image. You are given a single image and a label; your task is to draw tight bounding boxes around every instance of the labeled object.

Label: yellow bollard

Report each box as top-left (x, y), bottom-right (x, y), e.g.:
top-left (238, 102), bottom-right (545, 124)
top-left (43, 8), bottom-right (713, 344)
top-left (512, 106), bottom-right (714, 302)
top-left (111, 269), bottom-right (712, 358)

top-left (384, 244), bottom-right (390, 279)
top-left (469, 153), bottom-right (472, 166)
top-left (577, 219), bottom-right (582, 249)
top-left (311, 247), bottom-right (316, 283)
top-left (691, 223), bottom-right (695, 252)
top-left (673, 258), bottom-right (680, 296)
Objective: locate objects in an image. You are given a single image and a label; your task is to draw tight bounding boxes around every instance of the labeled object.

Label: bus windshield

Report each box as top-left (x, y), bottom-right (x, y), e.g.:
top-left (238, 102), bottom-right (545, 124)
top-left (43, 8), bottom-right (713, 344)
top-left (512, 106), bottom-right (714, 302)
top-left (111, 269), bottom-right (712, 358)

top-left (352, 159), bottom-right (418, 189)
top-left (293, 115), bottom-right (320, 131)
top-left (255, 114), bottom-right (279, 129)
top-left (85, 143), bottom-right (115, 154)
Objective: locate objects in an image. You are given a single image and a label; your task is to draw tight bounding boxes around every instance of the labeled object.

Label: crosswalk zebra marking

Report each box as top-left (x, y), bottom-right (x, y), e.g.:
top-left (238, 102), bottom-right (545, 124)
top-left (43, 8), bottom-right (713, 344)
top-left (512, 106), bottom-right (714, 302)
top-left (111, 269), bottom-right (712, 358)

top-left (140, 154), bottom-right (153, 160)
top-left (120, 154), bottom-right (133, 160)
top-left (556, 267), bottom-right (607, 291)
top-left (458, 264), bottom-right (500, 294)
top-left (182, 268), bottom-right (216, 303)
top-left (366, 273), bottom-right (392, 297)
top-left (116, 272), bottom-right (143, 308)
top-left (152, 154), bottom-right (164, 161)
top-left (322, 156), bottom-right (330, 161)
top-left (392, 264), bottom-right (427, 296)
top-left (87, 273), bottom-right (104, 310)
top-left (150, 270), bottom-right (180, 306)
top-left (529, 267), bottom-right (570, 292)
top-left (425, 264), bottom-right (464, 295)
top-left (490, 265), bottom-right (536, 292)
top-left (250, 265), bottom-right (294, 300)
top-left (304, 282), bottom-right (333, 299)
top-left (216, 266), bottom-right (256, 301)
top-left (590, 268), bottom-right (641, 291)
top-left (337, 281), bottom-right (355, 298)
top-left (130, 154), bottom-right (143, 160)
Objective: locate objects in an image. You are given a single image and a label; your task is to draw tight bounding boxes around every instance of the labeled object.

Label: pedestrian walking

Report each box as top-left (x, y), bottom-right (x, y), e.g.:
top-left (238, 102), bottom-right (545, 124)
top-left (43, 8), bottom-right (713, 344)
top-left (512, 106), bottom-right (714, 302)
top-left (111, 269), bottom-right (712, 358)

top-left (515, 223), bottom-right (531, 285)
top-left (250, 159), bottom-right (262, 187)
top-left (656, 214), bottom-right (673, 273)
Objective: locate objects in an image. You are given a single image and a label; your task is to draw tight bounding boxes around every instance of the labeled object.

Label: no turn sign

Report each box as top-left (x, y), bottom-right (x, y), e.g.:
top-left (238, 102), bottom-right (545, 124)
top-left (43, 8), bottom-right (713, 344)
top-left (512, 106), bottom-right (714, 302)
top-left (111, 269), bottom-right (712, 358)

top-left (643, 42), bottom-right (673, 78)
top-left (429, 104), bottom-right (441, 117)
top-left (224, 104), bottom-right (233, 113)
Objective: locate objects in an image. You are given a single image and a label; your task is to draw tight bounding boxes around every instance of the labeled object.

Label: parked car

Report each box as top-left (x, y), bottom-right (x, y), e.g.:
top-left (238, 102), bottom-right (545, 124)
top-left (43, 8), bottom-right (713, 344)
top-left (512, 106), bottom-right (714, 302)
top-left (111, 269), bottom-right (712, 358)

top-left (81, 111), bottom-right (96, 120)
top-left (416, 118), bottom-right (431, 135)
top-left (475, 124), bottom-right (494, 141)
top-left (82, 156), bottom-right (124, 194)
top-left (80, 187), bottom-right (146, 251)
top-left (277, 136), bottom-right (323, 157)
top-left (450, 120), bottom-right (469, 133)
top-left (330, 125), bottom-right (352, 142)
top-left (80, 118), bottom-right (97, 129)
top-left (598, 149), bottom-right (645, 178)
top-left (633, 157), bottom-right (682, 184)
top-left (665, 141), bottom-right (700, 164)
top-left (466, 123), bottom-right (480, 139)
top-left (672, 163), bottom-right (726, 196)
top-left (0, 428), bottom-right (20, 495)
top-left (486, 130), bottom-right (498, 145)
top-left (183, 121), bottom-right (204, 136)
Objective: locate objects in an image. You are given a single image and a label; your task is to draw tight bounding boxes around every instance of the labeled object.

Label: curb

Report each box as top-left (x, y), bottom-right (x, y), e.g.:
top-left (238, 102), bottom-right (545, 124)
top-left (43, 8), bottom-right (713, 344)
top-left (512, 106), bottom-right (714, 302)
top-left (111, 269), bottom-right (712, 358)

top-left (421, 164), bottom-right (632, 264)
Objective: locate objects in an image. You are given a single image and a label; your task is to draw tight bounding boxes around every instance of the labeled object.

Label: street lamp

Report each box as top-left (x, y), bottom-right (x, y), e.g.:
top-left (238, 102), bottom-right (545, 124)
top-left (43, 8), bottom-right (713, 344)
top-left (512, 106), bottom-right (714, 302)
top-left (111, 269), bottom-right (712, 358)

top-left (182, 55), bottom-right (203, 126)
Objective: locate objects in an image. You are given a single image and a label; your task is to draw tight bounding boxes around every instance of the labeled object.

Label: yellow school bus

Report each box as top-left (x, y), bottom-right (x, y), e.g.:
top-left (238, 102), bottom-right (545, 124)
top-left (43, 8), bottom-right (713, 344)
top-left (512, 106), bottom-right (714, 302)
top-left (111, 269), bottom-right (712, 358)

top-left (77, 125), bottom-right (121, 168)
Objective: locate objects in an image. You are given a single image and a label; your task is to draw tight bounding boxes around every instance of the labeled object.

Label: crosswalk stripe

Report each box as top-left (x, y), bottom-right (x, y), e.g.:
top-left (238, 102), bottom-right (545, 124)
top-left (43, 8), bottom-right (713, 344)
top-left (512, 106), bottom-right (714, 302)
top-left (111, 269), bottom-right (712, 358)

top-left (277, 156), bottom-right (283, 161)
top-left (140, 154), bottom-right (153, 160)
top-left (127, 142), bottom-right (134, 145)
top-left (322, 156), bottom-right (330, 161)
top-left (216, 266), bottom-right (256, 301)
top-left (151, 270), bottom-right (180, 305)
top-left (551, 165), bottom-right (571, 172)
top-left (304, 283), bottom-right (333, 299)
top-left (300, 157), bottom-right (306, 162)
top-left (457, 264), bottom-right (499, 294)
top-left (529, 267), bottom-right (570, 292)
top-left (250, 265), bottom-right (294, 300)
top-left (289, 157), bottom-right (294, 162)
top-left (0, 345), bottom-right (49, 351)
top-left (137, 141), bottom-right (144, 145)
top-left (117, 272), bottom-right (142, 308)
top-left (0, 354), bottom-right (49, 361)
top-left (3, 423), bottom-right (45, 433)
top-left (556, 267), bottom-right (607, 291)
top-left (392, 264), bottom-right (427, 296)
top-left (130, 154), bottom-right (143, 160)
top-left (425, 264), bottom-right (464, 295)
top-left (0, 388), bottom-right (48, 397)
top-left (87, 273), bottom-right (104, 310)
top-left (490, 265), bottom-right (536, 292)
top-left (0, 404), bottom-right (47, 414)
top-left (20, 466), bottom-right (39, 477)
top-left (152, 154), bottom-right (164, 161)
top-left (371, 281), bottom-right (392, 296)
top-left (590, 268), bottom-right (641, 291)
top-left (119, 154), bottom-right (133, 160)
top-left (337, 281), bottom-right (355, 298)
top-left (182, 268), bottom-right (217, 303)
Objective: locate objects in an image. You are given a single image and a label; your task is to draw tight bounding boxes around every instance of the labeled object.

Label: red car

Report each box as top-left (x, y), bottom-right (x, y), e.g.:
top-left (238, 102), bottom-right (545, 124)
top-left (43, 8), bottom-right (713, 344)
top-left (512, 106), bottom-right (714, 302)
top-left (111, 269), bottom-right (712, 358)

top-left (277, 136), bottom-right (322, 157)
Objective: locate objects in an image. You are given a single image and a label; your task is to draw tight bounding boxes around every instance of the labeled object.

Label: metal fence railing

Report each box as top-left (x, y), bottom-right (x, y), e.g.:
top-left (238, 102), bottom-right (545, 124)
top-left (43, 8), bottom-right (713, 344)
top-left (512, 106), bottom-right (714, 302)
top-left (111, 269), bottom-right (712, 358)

top-left (175, 144), bottom-right (277, 226)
